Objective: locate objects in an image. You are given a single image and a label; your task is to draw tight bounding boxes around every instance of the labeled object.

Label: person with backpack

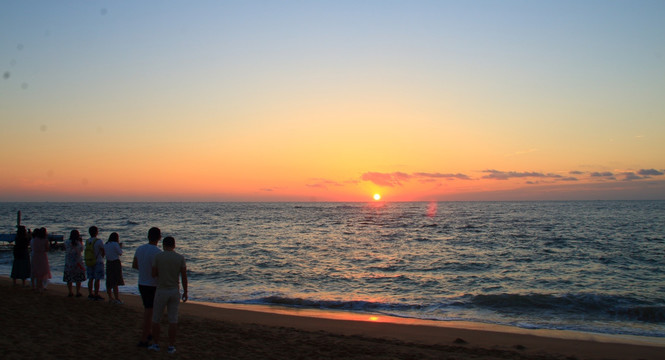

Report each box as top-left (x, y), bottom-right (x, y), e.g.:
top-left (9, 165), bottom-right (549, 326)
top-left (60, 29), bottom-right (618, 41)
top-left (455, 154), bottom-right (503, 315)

top-left (85, 226), bottom-right (105, 301)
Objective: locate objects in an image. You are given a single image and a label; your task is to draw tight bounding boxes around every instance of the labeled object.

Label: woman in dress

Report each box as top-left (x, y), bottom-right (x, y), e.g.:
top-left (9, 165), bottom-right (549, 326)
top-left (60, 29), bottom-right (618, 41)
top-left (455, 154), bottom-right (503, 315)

top-left (104, 232), bottom-right (124, 304)
top-left (31, 227), bottom-right (52, 292)
top-left (63, 229), bottom-right (86, 297)
top-left (11, 226), bottom-right (31, 287)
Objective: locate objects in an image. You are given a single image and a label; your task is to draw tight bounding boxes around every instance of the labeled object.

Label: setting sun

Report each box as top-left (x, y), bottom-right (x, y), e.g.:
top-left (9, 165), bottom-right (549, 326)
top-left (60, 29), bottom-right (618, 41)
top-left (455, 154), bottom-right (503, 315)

top-left (373, 193), bottom-right (381, 201)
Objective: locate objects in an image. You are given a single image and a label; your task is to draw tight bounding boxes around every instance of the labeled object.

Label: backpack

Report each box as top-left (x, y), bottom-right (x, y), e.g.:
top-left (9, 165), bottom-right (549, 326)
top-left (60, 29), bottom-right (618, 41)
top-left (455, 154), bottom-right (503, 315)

top-left (84, 238), bottom-right (99, 267)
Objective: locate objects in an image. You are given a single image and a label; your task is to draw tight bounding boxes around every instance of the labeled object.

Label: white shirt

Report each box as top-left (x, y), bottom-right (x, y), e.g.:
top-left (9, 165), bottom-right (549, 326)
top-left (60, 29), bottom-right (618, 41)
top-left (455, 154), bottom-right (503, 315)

top-left (134, 243), bottom-right (162, 286)
top-left (104, 242), bottom-right (123, 261)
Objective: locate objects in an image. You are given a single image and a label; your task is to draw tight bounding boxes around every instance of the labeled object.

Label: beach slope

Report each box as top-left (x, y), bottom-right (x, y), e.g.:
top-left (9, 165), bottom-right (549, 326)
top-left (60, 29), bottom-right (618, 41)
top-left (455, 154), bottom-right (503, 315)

top-left (0, 277), bottom-right (662, 359)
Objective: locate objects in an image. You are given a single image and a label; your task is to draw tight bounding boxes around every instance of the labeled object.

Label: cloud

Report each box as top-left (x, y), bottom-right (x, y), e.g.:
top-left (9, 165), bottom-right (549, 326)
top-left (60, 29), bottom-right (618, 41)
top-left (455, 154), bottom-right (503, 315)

top-left (305, 183), bottom-right (327, 188)
top-left (619, 169), bottom-right (665, 181)
top-left (418, 178), bottom-right (439, 184)
top-left (589, 169), bottom-right (665, 182)
top-left (361, 172), bottom-right (411, 187)
top-left (361, 171), bottom-right (472, 187)
top-left (481, 170), bottom-right (562, 180)
top-left (413, 172), bottom-right (471, 180)
top-left (621, 172), bottom-right (644, 181)
top-left (638, 169), bottom-right (664, 176)
top-left (306, 179), bottom-right (343, 189)
top-left (507, 148), bottom-right (539, 157)
top-left (358, 167), bottom-right (662, 189)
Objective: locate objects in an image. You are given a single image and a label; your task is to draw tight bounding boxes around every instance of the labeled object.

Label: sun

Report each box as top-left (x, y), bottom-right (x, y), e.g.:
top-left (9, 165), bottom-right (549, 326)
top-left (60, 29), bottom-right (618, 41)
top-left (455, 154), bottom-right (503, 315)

top-left (373, 193), bottom-right (381, 201)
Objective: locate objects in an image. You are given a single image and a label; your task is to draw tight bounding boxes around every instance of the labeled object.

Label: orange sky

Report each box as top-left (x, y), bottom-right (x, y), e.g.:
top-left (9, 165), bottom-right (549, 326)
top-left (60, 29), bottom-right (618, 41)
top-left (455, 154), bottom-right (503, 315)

top-left (1, 2), bottom-right (664, 202)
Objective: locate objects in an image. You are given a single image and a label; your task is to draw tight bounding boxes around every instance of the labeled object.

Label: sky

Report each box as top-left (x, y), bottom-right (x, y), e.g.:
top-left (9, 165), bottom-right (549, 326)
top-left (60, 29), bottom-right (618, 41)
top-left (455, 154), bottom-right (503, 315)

top-left (1, 1), bottom-right (664, 202)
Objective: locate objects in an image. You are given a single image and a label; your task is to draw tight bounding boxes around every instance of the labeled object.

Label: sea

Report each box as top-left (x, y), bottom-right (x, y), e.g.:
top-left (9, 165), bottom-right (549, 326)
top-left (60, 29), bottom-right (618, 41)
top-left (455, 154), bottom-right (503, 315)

top-left (1, 201), bottom-right (664, 338)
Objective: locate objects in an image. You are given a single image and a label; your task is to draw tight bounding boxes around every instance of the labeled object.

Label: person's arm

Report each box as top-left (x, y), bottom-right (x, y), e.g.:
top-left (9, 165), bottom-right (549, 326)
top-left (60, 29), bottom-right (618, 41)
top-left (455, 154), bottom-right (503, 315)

top-left (132, 256), bottom-right (139, 269)
top-left (151, 263), bottom-right (158, 278)
top-left (181, 262), bottom-right (188, 302)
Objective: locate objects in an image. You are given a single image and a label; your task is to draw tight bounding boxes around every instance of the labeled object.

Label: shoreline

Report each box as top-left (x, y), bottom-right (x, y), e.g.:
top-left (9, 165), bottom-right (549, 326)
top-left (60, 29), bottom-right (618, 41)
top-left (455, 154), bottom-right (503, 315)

top-left (1, 276), bottom-right (664, 359)
top-left (17, 274), bottom-right (665, 346)
top-left (197, 301), bottom-right (665, 347)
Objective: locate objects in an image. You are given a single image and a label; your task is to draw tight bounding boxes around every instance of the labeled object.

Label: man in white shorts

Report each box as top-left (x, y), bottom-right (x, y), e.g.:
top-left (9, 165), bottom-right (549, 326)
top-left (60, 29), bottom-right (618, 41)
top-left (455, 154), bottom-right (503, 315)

top-left (148, 236), bottom-right (188, 354)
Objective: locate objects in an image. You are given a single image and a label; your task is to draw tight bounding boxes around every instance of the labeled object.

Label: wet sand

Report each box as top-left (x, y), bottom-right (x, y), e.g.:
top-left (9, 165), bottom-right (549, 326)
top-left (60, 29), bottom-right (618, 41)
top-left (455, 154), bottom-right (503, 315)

top-left (1, 276), bottom-right (663, 359)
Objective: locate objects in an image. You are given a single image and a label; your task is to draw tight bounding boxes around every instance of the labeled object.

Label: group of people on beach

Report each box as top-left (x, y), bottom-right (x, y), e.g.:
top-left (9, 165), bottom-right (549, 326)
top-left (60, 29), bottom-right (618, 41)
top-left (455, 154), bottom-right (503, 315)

top-left (65, 225), bottom-right (125, 302)
top-left (11, 226), bottom-right (52, 292)
top-left (10, 225), bottom-right (124, 301)
top-left (10, 225), bottom-right (188, 354)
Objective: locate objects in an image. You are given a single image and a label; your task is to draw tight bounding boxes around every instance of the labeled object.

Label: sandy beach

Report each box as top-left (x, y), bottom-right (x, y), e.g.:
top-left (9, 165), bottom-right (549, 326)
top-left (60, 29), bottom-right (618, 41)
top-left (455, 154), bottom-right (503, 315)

top-left (1, 276), bottom-right (663, 360)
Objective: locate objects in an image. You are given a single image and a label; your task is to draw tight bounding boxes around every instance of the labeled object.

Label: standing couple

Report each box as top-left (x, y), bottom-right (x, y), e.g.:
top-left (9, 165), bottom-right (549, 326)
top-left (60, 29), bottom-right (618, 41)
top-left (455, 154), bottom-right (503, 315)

top-left (133, 227), bottom-right (188, 354)
top-left (84, 226), bottom-right (125, 303)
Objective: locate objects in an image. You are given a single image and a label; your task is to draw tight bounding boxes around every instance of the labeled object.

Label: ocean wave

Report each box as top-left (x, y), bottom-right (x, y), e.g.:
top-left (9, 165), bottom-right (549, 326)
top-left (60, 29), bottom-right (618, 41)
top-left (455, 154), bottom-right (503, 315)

top-left (609, 306), bottom-right (665, 323)
top-left (419, 261), bottom-right (493, 273)
top-left (254, 292), bottom-right (664, 325)
top-left (462, 293), bottom-right (665, 323)
top-left (258, 296), bottom-right (421, 312)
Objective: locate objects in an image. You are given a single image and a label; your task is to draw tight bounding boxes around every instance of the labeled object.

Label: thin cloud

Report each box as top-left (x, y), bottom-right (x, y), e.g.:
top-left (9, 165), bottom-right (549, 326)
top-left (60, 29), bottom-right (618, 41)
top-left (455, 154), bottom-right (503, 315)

top-left (361, 172), bottom-right (411, 187)
top-left (415, 172), bottom-right (471, 180)
top-left (306, 179), bottom-right (343, 189)
top-left (305, 183), bottom-right (327, 189)
top-left (419, 178), bottom-right (439, 183)
top-left (621, 172), bottom-right (644, 181)
top-left (413, 172), bottom-right (471, 180)
top-left (639, 169), bottom-right (664, 176)
top-left (361, 171), bottom-right (472, 187)
top-left (507, 148), bottom-right (539, 157)
top-left (358, 167), bottom-right (662, 189)
top-left (620, 169), bottom-right (665, 181)
top-left (481, 170), bottom-right (562, 181)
